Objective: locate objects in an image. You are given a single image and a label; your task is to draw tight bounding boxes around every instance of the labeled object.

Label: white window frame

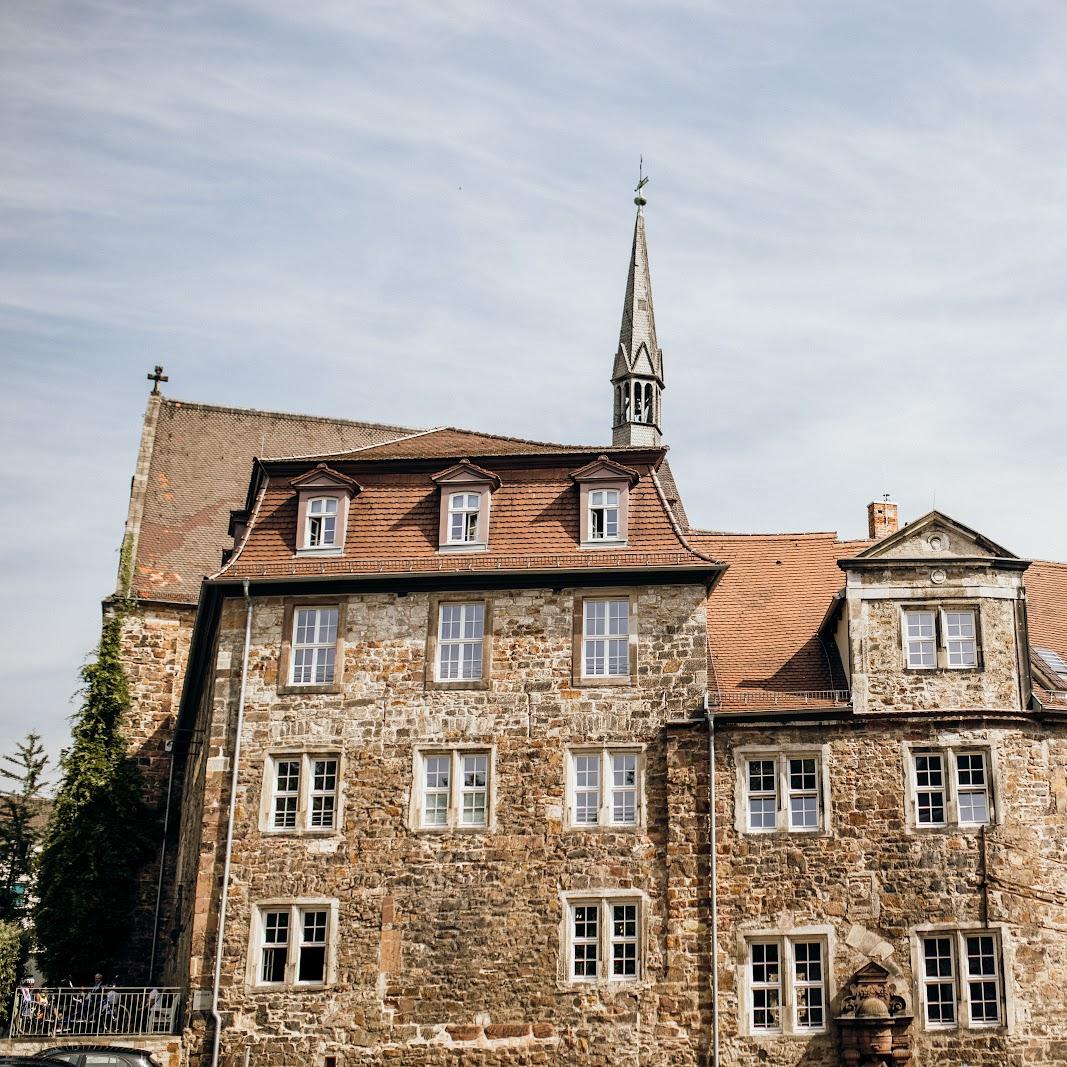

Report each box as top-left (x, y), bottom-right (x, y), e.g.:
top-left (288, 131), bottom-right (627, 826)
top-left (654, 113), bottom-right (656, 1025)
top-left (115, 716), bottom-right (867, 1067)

top-left (435, 601), bottom-right (486, 682)
top-left (902, 605), bottom-right (981, 671)
top-left (735, 747), bottom-right (831, 835)
top-left (915, 928), bottom-right (1006, 1030)
top-left (741, 933), bottom-right (830, 1037)
top-left (447, 491), bottom-right (483, 545)
top-left (581, 598), bottom-right (631, 679)
top-left (561, 892), bottom-right (645, 986)
top-left (565, 746), bottom-right (644, 829)
top-left (588, 488), bottom-right (622, 542)
top-left (411, 747), bottom-right (494, 831)
top-left (248, 899), bottom-right (338, 989)
top-left (905, 745), bottom-right (995, 830)
top-left (303, 495), bottom-right (339, 550)
top-left (289, 605), bottom-right (339, 686)
top-left (262, 752), bottom-right (342, 834)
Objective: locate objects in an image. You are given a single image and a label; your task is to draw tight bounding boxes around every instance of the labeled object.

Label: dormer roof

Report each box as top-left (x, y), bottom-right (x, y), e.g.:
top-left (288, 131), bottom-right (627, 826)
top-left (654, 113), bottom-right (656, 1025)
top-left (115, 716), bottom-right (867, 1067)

top-left (570, 455), bottom-right (641, 487)
top-left (289, 463), bottom-right (362, 494)
top-left (430, 459), bottom-right (502, 490)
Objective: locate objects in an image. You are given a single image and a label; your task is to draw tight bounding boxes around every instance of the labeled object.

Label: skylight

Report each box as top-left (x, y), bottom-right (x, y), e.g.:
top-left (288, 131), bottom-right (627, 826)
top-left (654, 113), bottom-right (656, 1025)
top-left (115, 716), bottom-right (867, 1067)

top-left (1036, 647), bottom-right (1067, 679)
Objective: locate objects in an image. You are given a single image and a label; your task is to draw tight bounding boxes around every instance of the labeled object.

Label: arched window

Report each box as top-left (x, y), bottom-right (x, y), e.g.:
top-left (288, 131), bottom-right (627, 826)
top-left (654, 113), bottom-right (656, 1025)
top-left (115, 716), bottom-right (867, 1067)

top-left (632, 383), bottom-right (642, 422)
top-left (623, 387), bottom-right (631, 423)
top-left (643, 383), bottom-right (653, 424)
top-left (615, 386), bottom-right (622, 424)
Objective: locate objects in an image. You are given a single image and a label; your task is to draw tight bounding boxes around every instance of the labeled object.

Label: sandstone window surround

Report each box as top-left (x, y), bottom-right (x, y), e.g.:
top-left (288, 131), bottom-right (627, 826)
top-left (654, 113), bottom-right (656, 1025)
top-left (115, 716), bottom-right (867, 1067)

top-left (246, 898), bottom-right (339, 990)
top-left (409, 746), bottom-right (496, 832)
top-left (278, 598), bottom-right (346, 696)
top-left (911, 925), bottom-right (1011, 1031)
top-left (736, 927), bottom-right (833, 1038)
top-left (565, 746), bottom-right (645, 829)
top-left (570, 456), bottom-right (639, 549)
top-left (424, 596), bottom-right (493, 691)
top-left (733, 745), bottom-right (832, 835)
top-left (259, 751), bottom-right (343, 835)
top-left (903, 743), bottom-right (997, 830)
top-left (901, 603), bottom-right (983, 671)
top-left (560, 890), bottom-right (646, 986)
top-left (291, 464), bottom-right (361, 558)
top-left (431, 460), bottom-right (501, 553)
top-left (572, 592), bottom-right (638, 686)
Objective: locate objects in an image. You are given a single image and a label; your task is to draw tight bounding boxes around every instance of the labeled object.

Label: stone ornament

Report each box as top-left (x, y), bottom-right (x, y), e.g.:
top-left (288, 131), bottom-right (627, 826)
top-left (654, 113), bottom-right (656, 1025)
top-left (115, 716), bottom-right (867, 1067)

top-left (836, 962), bottom-right (913, 1066)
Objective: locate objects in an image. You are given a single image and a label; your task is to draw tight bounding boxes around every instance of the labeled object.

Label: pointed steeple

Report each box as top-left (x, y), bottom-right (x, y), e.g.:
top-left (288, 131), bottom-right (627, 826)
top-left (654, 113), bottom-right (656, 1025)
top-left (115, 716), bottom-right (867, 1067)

top-left (612, 167), bottom-right (664, 447)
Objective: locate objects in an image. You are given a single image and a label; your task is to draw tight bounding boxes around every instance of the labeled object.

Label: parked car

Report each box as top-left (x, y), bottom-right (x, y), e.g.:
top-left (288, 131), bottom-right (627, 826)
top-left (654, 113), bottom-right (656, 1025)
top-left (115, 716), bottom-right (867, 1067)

top-left (1, 1058), bottom-right (71, 1066)
top-left (34, 1049), bottom-right (160, 1067)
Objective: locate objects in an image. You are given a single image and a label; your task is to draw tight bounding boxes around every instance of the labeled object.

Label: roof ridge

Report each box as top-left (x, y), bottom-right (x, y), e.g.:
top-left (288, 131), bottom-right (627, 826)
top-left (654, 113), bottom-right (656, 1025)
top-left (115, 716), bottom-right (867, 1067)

top-left (689, 529), bottom-right (843, 540)
top-left (160, 396), bottom-right (418, 432)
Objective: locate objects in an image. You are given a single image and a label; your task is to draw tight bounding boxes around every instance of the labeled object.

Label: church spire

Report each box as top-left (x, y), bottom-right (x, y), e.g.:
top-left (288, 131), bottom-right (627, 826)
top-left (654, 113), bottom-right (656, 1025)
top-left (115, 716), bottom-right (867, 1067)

top-left (612, 163), bottom-right (664, 447)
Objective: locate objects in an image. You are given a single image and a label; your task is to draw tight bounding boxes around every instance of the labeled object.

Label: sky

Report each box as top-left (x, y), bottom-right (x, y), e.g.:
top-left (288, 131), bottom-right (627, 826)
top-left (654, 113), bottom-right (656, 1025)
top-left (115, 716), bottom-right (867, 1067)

top-left (1, 0), bottom-right (1065, 772)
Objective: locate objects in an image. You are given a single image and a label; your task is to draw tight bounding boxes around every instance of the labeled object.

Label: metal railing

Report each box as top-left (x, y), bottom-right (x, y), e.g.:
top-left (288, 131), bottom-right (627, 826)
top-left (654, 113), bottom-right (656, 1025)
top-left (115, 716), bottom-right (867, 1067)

top-left (9, 987), bottom-right (182, 1038)
top-left (709, 688), bottom-right (852, 708)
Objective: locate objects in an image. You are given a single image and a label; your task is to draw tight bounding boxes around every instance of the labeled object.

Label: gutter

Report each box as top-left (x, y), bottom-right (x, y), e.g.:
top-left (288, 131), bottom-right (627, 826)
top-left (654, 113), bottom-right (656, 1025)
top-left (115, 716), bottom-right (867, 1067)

top-left (210, 579), bottom-right (253, 1067)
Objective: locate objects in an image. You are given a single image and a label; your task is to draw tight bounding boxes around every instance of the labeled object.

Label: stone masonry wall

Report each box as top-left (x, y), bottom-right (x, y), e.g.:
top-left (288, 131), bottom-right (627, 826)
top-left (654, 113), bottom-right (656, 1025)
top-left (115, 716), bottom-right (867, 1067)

top-left (180, 582), bottom-right (710, 1066)
top-left (712, 716), bottom-right (1067, 1067)
top-left (112, 601), bottom-right (196, 982)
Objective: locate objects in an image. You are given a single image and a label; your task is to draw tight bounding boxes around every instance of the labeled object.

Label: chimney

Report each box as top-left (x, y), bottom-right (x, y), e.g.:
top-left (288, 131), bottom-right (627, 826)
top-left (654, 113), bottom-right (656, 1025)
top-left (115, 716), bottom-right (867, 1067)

top-left (868, 498), bottom-right (899, 540)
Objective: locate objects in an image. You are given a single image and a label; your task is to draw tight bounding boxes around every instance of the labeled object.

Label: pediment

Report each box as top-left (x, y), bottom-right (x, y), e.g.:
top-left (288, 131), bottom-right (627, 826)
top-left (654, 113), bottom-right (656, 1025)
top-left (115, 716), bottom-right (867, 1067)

top-left (430, 459), bottom-right (501, 490)
top-left (571, 455), bottom-right (640, 487)
top-left (289, 463), bottom-right (362, 495)
top-left (854, 510), bottom-right (1017, 562)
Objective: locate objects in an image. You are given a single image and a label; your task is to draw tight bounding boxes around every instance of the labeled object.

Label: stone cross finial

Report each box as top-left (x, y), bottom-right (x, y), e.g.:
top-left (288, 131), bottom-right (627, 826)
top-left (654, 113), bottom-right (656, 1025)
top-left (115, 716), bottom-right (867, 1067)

top-left (147, 365), bottom-right (169, 395)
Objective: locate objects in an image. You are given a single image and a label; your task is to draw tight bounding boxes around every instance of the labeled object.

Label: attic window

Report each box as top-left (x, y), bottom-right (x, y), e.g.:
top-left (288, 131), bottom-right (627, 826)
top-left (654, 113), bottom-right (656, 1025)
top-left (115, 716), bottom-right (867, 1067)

top-left (291, 465), bottom-right (360, 558)
top-left (448, 493), bottom-right (482, 545)
top-left (572, 456), bottom-right (639, 549)
top-left (431, 460), bottom-right (500, 553)
top-left (305, 497), bottom-right (338, 548)
top-left (1036, 647), bottom-right (1067, 682)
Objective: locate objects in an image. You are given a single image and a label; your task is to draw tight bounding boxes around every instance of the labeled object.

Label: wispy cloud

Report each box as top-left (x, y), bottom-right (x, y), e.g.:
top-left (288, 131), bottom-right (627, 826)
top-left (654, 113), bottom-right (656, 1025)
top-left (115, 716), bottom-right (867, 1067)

top-left (1, 0), bottom-right (1066, 761)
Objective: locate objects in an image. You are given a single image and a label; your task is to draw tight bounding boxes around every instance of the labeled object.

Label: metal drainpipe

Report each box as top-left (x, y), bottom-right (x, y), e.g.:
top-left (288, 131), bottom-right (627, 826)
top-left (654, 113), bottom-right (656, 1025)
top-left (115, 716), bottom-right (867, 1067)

top-left (210, 580), bottom-right (253, 1067)
top-left (706, 693), bottom-right (720, 1067)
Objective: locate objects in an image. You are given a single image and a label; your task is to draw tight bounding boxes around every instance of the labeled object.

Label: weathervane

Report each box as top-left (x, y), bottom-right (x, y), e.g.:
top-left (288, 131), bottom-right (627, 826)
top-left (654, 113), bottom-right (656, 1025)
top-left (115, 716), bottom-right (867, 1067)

top-left (634, 156), bottom-right (649, 208)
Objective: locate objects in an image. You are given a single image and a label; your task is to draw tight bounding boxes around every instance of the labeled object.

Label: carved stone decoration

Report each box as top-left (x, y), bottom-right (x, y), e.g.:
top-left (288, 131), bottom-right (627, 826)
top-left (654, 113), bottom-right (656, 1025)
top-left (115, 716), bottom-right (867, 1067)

top-left (836, 962), bottom-right (913, 1066)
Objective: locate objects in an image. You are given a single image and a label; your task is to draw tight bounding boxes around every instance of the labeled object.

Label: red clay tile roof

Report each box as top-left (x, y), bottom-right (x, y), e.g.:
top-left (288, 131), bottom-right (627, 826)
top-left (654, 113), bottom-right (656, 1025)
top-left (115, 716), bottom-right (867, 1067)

top-left (218, 458), bottom-right (718, 582)
top-left (128, 399), bottom-right (417, 602)
top-left (1026, 561), bottom-right (1067, 666)
top-left (691, 531), bottom-right (872, 709)
top-left (273, 426), bottom-right (657, 463)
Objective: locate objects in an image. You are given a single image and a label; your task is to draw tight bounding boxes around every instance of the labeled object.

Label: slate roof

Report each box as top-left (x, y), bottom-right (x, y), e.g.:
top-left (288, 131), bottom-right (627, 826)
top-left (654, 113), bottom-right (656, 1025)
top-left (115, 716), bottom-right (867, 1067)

top-left (216, 450), bottom-right (719, 583)
top-left (126, 398), bottom-right (417, 603)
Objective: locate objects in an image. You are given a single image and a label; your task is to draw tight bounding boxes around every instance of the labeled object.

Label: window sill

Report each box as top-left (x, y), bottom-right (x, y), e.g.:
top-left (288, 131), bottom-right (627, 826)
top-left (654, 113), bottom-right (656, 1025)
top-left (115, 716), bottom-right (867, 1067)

top-left (437, 542), bottom-right (488, 553)
top-left (565, 823), bottom-right (643, 832)
top-left (295, 546), bottom-right (343, 557)
top-left (252, 982), bottom-right (329, 992)
top-left (277, 682), bottom-right (343, 696)
top-left (579, 539), bottom-right (628, 550)
top-left (572, 675), bottom-right (634, 688)
top-left (261, 828), bottom-right (342, 838)
top-left (411, 824), bottom-right (492, 834)
top-left (741, 827), bottom-right (831, 837)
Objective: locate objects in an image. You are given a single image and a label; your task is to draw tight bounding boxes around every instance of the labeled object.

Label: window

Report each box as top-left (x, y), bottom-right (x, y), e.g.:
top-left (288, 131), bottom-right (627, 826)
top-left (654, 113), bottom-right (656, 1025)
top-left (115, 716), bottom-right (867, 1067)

top-left (413, 748), bottom-right (492, 830)
top-left (565, 896), bottom-right (643, 983)
top-left (745, 936), bottom-right (828, 1035)
top-left (909, 747), bottom-right (993, 828)
top-left (253, 902), bottom-right (336, 987)
top-left (304, 496), bottom-right (338, 549)
top-left (581, 598), bottom-right (631, 679)
top-left (588, 489), bottom-right (621, 541)
top-left (567, 748), bottom-right (643, 828)
top-left (903, 606), bottom-right (981, 670)
top-left (447, 492), bottom-right (482, 544)
top-left (290, 606), bottom-right (339, 686)
top-left (739, 752), bottom-right (827, 833)
top-left (436, 601), bottom-right (485, 681)
top-left (264, 753), bottom-right (341, 833)
top-left (919, 930), bottom-right (1004, 1028)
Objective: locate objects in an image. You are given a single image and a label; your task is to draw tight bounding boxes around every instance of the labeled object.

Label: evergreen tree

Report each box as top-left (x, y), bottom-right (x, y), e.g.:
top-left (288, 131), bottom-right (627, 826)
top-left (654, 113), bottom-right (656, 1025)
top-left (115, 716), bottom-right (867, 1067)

top-left (34, 611), bottom-right (156, 982)
top-left (0, 732), bottom-right (49, 922)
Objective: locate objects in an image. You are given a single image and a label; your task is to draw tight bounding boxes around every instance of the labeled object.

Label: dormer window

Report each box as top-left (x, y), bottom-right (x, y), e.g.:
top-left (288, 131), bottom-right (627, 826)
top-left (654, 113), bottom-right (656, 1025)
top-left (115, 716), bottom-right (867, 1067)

top-left (571, 456), bottom-right (639, 549)
top-left (291, 464), bottom-right (361, 558)
top-left (432, 460), bottom-right (501, 553)
top-left (903, 607), bottom-right (981, 671)
top-left (589, 489), bottom-right (620, 541)
top-left (305, 497), bottom-right (339, 549)
top-left (448, 492), bottom-right (482, 545)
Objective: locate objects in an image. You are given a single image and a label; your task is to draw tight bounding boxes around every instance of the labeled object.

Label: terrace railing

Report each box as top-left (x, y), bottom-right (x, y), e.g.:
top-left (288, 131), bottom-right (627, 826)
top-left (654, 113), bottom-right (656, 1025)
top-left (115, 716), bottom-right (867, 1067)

top-left (9, 987), bottom-right (182, 1038)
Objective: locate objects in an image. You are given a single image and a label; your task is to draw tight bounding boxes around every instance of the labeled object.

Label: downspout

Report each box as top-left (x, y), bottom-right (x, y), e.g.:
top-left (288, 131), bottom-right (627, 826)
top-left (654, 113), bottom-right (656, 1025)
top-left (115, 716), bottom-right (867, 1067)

top-left (148, 741), bottom-right (177, 983)
top-left (706, 692), bottom-right (719, 1067)
top-left (210, 580), bottom-right (253, 1067)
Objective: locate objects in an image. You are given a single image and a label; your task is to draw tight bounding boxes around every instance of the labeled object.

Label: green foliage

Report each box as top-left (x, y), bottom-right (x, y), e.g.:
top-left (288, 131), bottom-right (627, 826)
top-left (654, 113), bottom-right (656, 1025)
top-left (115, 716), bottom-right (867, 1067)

top-left (0, 732), bottom-right (49, 922)
top-left (0, 920), bottom-right (27, 1028)
top-left (34, 611), bottom-right (156, 983)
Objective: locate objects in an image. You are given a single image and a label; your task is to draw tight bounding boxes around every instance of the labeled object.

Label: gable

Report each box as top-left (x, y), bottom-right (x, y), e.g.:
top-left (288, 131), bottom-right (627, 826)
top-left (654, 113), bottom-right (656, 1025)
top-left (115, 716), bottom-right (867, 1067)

top-left (852, 510), bottom-right (1017, 563)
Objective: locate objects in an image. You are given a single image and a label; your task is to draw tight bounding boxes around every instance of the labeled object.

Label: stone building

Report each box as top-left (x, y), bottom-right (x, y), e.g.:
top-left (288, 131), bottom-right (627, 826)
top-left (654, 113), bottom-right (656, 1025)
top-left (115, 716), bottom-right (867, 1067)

top-left (104, 196), bottom-right (1067, 1065)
